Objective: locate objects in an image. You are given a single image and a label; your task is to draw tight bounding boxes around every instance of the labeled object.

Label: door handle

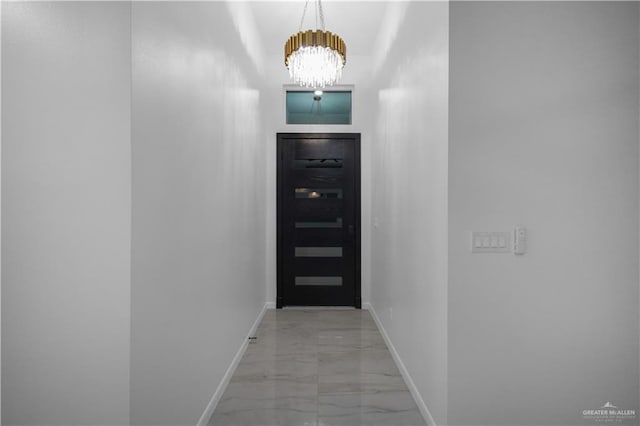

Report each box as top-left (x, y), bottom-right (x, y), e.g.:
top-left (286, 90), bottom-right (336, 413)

top-left (346, 225), bottom-right (355, 243)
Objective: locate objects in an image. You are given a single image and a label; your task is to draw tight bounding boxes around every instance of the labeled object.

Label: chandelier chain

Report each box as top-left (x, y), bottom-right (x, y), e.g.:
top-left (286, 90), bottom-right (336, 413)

top-left (298, 0), bottom-right (326, 31)
top-left (298, 0), bottom-right (310, 31)
top-left (318, 0), bottom-right (326, 30)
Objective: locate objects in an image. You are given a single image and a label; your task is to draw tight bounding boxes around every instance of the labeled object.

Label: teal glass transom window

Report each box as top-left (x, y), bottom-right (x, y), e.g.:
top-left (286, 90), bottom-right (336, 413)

top-left (286, 90), bottom-right (352, 125)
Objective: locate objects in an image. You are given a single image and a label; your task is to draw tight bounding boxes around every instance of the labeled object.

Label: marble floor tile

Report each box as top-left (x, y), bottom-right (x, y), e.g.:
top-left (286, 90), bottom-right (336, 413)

top-left (317, 391), bottom-right (426, 426)
top-left (317, 328), bottom-right (388, 352)
top-left (209, 309), bottom-right (426, 426)
top-left (229, 352), bottom-right (318, 387)
top-left (247, 335), bottom-right (318, 356)
top-left (210, 393), bottom-right (317, 426)
top-left (317, 349), bottom-right (407, 394)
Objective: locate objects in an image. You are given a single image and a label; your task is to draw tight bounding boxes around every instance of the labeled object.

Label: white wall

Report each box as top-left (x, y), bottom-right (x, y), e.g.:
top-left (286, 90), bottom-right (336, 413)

top-left (449, 2), bottom-right (640, 425)
top-left (369, 2), bottom-right (449, 424)
top-left (1, 2), bottom-right (131, 425)
top-left (130, 3), bottom-right (266, 425)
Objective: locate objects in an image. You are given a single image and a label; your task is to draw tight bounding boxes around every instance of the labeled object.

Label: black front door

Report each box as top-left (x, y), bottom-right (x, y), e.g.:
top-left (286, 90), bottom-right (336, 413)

top-left (277, 133), bottom-right (361, 308)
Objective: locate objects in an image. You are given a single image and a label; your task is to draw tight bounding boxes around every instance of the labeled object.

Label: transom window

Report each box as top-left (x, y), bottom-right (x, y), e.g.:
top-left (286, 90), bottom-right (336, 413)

top-left (285, 90), bottom-right (352, 125)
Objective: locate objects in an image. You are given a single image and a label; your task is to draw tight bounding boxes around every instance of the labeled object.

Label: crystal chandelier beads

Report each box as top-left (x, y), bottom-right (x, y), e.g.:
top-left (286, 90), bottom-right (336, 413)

top-left (284, 30), bottom-right (346, 88)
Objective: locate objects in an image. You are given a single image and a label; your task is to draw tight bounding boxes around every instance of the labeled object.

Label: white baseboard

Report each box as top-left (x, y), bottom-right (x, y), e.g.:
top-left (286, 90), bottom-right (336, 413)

top-left (196, 302), bottom-right (271, 426)
top-left (265, 301), bottom-right (276, 309)
top-left (365, 303), bottom-right (437, 426)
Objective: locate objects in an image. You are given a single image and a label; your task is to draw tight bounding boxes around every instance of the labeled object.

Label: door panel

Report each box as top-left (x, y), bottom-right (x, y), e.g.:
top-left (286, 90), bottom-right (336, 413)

top-left (277, 133), bottom-right (361, 308)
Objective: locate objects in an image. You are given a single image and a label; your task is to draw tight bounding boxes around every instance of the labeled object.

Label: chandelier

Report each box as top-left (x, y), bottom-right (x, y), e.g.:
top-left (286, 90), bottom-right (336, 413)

top-left (284, 0), bottom-right (346, 88)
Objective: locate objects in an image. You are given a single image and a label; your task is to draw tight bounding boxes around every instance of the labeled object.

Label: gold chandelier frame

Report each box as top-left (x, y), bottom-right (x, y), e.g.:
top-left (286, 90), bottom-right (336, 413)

top-left (284, 29), bottom-right (347, 67)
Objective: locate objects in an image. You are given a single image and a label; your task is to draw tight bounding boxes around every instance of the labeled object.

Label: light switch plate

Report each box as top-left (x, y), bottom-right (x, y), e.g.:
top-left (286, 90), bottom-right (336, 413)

top-left (514, 226), bottom-right (527, 255)
top-left (471, 231), bottom-right (511, 253)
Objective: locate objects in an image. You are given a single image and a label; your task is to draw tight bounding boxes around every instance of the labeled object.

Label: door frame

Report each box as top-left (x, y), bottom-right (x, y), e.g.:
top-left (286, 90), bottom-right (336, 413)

top-left (276, 133), bottom-right (361, 309)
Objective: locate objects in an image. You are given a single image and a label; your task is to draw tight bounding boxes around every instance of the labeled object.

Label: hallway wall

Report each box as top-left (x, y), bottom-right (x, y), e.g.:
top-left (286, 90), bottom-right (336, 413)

top-left (449, 2), bottom-right (640, 425)
top-left (1, 3), bottom-right (132, 425)
top-left (130, 3), bottom-right (266, 425)
top-left (369, 2), bottom-right (449, 425)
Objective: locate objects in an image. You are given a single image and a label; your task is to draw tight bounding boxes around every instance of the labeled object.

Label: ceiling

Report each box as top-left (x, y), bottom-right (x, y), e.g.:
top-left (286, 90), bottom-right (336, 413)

top-left (248, 1), bottom-right (391, 56)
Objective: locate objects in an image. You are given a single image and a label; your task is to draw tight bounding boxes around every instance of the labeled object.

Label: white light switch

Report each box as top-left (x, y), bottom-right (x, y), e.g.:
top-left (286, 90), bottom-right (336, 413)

top-left (471, 231), bottom-right (511, 253)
